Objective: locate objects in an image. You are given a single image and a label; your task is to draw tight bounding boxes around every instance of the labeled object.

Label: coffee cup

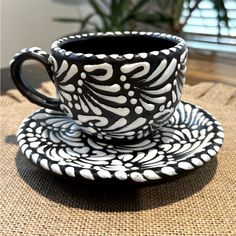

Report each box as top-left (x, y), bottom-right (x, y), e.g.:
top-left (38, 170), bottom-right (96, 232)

top-left (10, 31), bottom-right (187, 142)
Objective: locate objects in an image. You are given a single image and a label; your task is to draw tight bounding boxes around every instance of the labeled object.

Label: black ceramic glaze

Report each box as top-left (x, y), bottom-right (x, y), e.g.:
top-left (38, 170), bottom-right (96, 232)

top-left (16, 101), bottom-right (224, 183)
top-left (10, 32), bottom-right (187, 142)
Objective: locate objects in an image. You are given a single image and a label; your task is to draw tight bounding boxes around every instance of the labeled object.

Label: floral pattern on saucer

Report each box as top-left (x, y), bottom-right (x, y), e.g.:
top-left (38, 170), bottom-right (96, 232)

top-left (17, 101), bottom-right (224, 183)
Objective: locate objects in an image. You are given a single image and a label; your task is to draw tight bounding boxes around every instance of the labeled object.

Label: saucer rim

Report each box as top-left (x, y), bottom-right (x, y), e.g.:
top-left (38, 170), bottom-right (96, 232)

top-left (17, 101), bottom-right (224, 183)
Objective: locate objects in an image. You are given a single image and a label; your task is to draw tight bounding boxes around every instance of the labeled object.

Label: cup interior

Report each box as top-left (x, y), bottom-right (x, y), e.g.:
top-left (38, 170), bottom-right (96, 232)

top-left (60, 34), bottom-right (178, 55)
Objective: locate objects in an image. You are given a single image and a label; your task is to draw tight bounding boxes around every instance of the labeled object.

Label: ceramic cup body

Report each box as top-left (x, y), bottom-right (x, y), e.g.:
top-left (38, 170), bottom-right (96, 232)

top-left (10, 32), bottom-right (187, 142)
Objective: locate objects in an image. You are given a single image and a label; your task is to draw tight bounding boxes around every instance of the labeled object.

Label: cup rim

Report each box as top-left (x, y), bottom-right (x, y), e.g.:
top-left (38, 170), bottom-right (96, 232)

top-left (51, 31), bottom-right (186, 60)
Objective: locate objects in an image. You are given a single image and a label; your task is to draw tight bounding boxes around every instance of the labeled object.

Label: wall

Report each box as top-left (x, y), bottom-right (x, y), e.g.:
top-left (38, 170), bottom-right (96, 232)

top-left (1, 0), bottom-right (90, 68)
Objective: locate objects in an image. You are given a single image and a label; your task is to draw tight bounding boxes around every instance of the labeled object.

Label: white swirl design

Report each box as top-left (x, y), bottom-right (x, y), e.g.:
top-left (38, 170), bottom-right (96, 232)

top-left (17, 101), bottom-right (224, 183)
top-left (10, 33), bottom-right (188, 142)
top-left (54, 50), bottom-right (186, 141)
top-left (44, 32), bottom-right (188, 141)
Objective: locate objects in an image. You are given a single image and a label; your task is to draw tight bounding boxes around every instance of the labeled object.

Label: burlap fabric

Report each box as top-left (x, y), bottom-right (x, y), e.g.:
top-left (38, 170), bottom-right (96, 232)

top-left (1, 82), bottom-right (236, 236)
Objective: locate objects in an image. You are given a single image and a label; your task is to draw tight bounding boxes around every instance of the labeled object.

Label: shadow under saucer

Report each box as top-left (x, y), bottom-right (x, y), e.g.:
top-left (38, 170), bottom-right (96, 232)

top-left (15, 150), bottom-right (218, 212)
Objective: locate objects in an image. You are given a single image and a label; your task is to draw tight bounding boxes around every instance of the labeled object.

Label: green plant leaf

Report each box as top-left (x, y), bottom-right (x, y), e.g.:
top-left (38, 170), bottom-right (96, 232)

top-left (80, 13), bottom-right (96, 32)
top-left (131, 0), bottom-right (148, 15)
top-left (134, 13), bottom-right (172, 25)
top-left (99, 0), bottom-right (110, 11)
top-left (111, 0), bottom-right (119, 27)
top-left (211, 0), bottom-right (230, 28)
top-left (53, 17), bottom-right (100, 32)
top-left (89, 0), bottom-right (109, 30)
top-left (53, 17), bottom-right (85, 23)
top-left (173, 0), bottom-right (185, 30)
top-left (119, 0), bottom-right (129, 19)
top-left (174, 0), bottom-right (185, 21)
top-left (54, 0), bottom-right (232, 36)
top-left (122, 0), bottom-right (148, 23)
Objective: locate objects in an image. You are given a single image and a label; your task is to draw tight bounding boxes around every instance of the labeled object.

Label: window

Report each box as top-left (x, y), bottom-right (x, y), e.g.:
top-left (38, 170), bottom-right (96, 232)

top-left (181, 0), bottom-right (236, 53)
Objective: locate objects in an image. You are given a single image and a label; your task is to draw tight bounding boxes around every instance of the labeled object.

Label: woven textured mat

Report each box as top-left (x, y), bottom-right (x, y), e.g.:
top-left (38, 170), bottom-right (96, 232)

top-left (1, 82), bottom-right (236, 236)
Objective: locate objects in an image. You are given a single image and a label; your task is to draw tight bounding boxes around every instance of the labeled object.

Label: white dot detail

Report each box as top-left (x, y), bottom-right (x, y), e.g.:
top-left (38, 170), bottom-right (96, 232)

top-left (130, 98), bottom-right (137, 104)
top-left (97, 170), bottom-right (112, 179)
top-left (217, 132), bottom-right (224, 138)
top-left (77, 88), bottom-right (82, 94)
top-left (75, 103), bottom-right (81, 110)
top-left (139, 31), bottom-right (146, 35)
top-left (96, 54), bottom-right (106, 59)
top-left (208, 149), bottom-right (216, 156)
top-left (135, 106), bottom-right (143, 114)
top-left (51, 164), bottom-right (63, 175)
top-left (124, 83), bottom-right (131, 89)
top-left (161, 49), bottom-right (170, 55)
top-left (65, 167), bottom-right (75, 177)
top-left (151, 51), bottom-right (159, 56)
top-left (128, 91), bottom-right (134, 97)
top-left (130, 172), bottom-right (146, 182)
top-left (161, 166), bottom-right (177, 176)
top-left (139, 53), bottom-right (147, 58)
top-left (114, 171), bottom-right (127, 180)
top-left (78, 80), bottom-right (83, 86)
top-left (120, 75), bottom-right (126, 81)
top-left (73, 95), bottom-right (78, 100)
top-left (149, 120), bottom-right (154, 124)
top-left (143, 170), bottom-right (161, 180)
top-left (124, 54), bottom-right (134, 59)
top-left (68, 102), bottom-right (73, 108)
top-left (124, 163), bottom-right (133, 167)
top-left (81, 72), bottom-right (86, 79)
top-left (159, 105), bottom-right (165, 112)
top-left (178, 162), bottom-right (194, 170)
top-left (201, 154), bottom-right (211, 162)
top-left (167, 101), bottom-right (172, 108)
top-left (191, 158), bottom-right (203, 166)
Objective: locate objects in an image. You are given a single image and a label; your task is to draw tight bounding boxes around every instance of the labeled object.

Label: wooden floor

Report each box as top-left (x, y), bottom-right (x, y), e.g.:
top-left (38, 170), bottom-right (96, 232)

top-left (186, 53), bottom-right (236, 86)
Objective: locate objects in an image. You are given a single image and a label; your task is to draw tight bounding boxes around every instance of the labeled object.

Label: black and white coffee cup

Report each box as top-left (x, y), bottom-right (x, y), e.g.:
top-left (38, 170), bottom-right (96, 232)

top-left (10, 31), bottom-right (188, 142)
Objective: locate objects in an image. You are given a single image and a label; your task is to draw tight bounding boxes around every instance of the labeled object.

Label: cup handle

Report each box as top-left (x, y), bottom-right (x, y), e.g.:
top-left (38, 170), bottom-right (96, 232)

top-left (10, 47), bottom-right (60, 110)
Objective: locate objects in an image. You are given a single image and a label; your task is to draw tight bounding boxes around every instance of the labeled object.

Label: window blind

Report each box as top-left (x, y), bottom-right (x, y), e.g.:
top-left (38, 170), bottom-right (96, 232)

top-left (181, 0), bottom-right (236, 53)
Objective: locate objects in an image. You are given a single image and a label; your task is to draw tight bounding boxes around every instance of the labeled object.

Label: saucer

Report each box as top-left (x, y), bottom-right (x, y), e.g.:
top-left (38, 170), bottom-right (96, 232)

top-left (17, 101), bottom-right (224, 183)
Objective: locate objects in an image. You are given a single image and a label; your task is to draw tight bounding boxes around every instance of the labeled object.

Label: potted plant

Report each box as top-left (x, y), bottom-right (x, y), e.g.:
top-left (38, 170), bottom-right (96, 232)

top-left (53, 0), bottom-right (230, 36)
